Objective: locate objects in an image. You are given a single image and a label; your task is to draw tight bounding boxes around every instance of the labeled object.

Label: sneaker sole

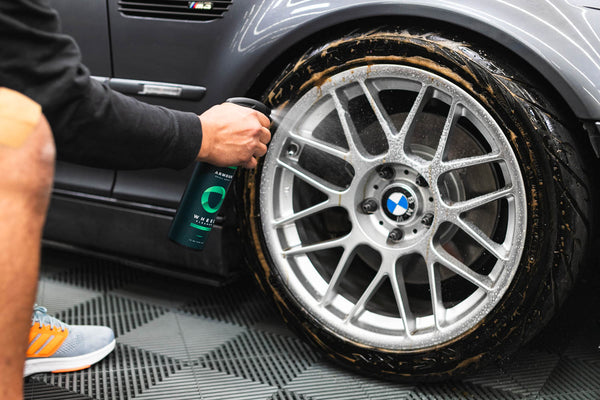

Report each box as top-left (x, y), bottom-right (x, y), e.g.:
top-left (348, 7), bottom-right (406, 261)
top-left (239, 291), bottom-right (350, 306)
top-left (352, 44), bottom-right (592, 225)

top-left (24, 339), bottom-right (116, 377)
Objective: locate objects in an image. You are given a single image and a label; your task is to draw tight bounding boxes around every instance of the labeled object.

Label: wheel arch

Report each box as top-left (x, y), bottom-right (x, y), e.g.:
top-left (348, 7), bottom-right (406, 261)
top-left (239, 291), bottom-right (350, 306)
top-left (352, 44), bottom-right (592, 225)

top-left (237, 3), bottom-right (599, 125)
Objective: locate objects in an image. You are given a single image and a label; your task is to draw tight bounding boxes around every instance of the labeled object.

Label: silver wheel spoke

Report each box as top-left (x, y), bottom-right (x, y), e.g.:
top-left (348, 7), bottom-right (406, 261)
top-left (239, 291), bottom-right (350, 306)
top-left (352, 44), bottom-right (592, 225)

top-left (359, 80), bottom-right (397, 137)
top-left (272, 200), bottom-right (332, 228)
top-left (441, 152), bottom-right (503, 172)
top-left (432, 101), bottom-right (461, 163)
top-left (331, 90), bottom-right (366, 158)
top-left (276, 158), bottom-right (344, 196)
top-left (390, 265), bottom-right (417, 335)
top-left (283, 235), bottom-right (349, 257)
top-left (427, 261), bottom-right (446, 329)
top-left (382, 83), bottom-right (432, 166)
top-left (289, 131), bottom-right (350, 161)
top-left (448, 187), bottom-right (514, 214)
top-left (345, 270), bottom-right (386, 323)
top-left (320, 247), bottom-right (354, 306)
top-left (432, 246), bottom-right (494, 291)
top-left (395, 84), bottom-right (431, 152)
top-left (456, 217), bottom-right (509, 260)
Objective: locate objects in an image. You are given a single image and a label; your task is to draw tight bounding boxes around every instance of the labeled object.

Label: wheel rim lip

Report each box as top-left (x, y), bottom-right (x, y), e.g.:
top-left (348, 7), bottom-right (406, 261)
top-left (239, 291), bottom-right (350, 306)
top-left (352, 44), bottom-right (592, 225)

top-left (260, 64), bottom-right (527, 350)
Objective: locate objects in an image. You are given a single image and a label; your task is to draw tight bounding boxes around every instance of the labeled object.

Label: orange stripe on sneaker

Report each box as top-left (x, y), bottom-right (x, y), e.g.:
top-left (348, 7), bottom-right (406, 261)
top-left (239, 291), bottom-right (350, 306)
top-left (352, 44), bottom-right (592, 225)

top-left (52, 365), bottom-right (91, 373)
top-left (27, 323), bottom-right (69, 358)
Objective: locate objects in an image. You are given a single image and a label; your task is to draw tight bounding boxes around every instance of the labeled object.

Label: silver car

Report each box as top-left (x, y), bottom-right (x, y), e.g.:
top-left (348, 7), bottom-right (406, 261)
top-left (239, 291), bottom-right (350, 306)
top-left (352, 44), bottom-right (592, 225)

top-left (47, 0), bottom-right (599, 380)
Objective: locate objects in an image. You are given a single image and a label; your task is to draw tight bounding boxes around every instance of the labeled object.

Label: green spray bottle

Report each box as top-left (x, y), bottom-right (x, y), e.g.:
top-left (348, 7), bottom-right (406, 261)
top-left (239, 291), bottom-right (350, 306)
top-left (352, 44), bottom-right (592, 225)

top-left (168, 97), bottom-right (271, 250)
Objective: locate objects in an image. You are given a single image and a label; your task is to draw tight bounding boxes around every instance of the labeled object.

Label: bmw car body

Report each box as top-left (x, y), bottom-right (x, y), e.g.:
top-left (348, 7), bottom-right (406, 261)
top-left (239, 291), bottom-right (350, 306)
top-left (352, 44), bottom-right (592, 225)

top-left (45, 0), bottom-right (600, 282)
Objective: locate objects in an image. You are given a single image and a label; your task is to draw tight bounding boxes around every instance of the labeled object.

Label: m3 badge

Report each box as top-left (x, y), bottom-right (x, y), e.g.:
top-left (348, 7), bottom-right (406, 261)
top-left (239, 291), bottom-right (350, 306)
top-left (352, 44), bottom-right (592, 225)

top-left (188, 1), bottom-right (213, 10)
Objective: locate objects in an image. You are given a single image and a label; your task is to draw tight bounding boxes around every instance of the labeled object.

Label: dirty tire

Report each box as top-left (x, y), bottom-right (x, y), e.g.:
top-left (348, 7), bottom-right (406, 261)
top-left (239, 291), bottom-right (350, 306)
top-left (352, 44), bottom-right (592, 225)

top-left (238, 28), bottom-right (593, 381)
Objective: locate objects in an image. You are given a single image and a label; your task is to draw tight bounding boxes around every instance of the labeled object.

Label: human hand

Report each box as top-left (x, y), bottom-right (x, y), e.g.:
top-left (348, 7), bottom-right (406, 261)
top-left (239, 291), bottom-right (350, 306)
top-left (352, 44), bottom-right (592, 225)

top-left (197, 102), bottom-right (271, 169)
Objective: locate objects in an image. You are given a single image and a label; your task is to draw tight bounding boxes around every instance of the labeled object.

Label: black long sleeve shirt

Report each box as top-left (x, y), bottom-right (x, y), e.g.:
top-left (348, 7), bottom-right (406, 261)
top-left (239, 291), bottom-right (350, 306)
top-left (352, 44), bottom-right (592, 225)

top-left (0, 0), bottom-right (203, 170)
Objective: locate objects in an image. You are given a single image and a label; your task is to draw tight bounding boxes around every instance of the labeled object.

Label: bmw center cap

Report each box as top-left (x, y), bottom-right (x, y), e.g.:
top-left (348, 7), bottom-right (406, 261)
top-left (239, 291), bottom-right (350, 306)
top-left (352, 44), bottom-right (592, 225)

top-left (387, 192), bottom-right (409, 216)
top-left (382, 187), bottom-right (415, 222)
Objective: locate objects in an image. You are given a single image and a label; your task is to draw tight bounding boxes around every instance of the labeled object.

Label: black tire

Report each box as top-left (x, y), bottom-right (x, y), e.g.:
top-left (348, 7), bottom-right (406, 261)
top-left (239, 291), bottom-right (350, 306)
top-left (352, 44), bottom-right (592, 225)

top-left (237, 28), bottom-right (593, 381)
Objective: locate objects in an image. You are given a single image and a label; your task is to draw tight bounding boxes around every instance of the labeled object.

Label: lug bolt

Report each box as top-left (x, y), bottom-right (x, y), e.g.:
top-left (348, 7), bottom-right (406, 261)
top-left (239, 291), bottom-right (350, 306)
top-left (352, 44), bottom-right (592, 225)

top-left (421, 213), bottom-right (434, 226)
top-left (360, 198), bottom-right (378, 214)
top-left (415, 175), bottom-right (429, 187)
top-left (377, 166), bottom-right (395, 180)
top-left (388, 228), bottom-right (403, 242)
top-left (286, 143), bottom-right (299, 157)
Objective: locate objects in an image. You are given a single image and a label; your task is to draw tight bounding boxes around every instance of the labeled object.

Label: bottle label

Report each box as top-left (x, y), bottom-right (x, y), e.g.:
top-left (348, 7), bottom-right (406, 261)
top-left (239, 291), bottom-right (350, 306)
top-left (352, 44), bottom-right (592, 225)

top-left (168, 163), bottom-right (235, 250)
top-left (201, 185), bottom-right (227, 213)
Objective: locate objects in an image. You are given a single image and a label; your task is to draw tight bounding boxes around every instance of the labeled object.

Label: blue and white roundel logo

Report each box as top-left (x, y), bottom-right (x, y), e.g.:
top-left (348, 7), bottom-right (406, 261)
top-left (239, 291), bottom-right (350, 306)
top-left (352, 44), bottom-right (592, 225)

top-left (386, 192), bottom-right (409, 216)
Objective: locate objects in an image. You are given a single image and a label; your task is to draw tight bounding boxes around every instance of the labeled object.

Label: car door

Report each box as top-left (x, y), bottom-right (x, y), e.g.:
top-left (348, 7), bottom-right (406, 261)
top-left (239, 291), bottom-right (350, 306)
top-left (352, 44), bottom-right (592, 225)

top-left (49, 0), bottom-right (115, 197)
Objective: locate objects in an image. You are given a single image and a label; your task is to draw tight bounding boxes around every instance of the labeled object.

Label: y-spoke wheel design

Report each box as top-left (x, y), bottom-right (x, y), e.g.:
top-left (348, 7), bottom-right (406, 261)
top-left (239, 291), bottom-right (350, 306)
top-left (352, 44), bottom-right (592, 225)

top-left (261, 64), bottom-right (526, 349)
top-left (240, 29), bottom-right (591, 380)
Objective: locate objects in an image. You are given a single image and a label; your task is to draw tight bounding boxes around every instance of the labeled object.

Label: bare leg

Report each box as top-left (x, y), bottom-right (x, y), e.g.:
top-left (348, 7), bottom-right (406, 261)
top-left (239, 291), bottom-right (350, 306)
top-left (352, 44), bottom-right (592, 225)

top-left (0, 90), bottom-right (55, 400)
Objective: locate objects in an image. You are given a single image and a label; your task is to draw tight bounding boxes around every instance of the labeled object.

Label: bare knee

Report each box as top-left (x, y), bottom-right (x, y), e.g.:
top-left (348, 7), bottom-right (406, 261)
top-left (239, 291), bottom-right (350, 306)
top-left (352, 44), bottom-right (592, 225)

top-left (0, 89), bottom-right (55, 214)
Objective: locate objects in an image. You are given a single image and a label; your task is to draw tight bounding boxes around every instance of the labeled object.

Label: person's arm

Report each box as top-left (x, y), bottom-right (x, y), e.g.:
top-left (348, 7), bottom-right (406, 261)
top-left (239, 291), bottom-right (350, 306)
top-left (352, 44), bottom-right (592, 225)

top-left (0, 0), bottom-right (200, 170)
top-left (0, 0), bottom-right (270, 170)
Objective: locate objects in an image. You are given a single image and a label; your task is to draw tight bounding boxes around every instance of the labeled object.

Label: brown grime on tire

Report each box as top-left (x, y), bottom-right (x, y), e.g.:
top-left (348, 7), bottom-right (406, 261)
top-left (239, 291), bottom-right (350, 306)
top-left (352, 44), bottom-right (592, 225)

top-left (294, 55), bottom-right (485, 107)
top-left (245, 168), bottom-right (293, 312)
top-left (269, 30), bottom-right (488, 104)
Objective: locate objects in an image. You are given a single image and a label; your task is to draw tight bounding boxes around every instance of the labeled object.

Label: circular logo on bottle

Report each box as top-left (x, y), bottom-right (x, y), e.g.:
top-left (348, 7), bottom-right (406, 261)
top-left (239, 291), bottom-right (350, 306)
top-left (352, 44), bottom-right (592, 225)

top-left (201, 186), bottom-right (227, 213)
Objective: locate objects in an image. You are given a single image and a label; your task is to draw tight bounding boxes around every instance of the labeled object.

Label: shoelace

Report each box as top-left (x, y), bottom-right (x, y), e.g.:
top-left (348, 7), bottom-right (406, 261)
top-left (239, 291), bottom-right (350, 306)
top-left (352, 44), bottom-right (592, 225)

top-left (32, 305), bottom-right (67, 332)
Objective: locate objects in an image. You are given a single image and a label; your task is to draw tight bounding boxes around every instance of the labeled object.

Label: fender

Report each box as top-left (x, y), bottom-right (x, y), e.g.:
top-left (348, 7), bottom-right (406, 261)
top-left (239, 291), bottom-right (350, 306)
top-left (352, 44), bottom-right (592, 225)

top-left (206, 0), bottom-right (600, 121)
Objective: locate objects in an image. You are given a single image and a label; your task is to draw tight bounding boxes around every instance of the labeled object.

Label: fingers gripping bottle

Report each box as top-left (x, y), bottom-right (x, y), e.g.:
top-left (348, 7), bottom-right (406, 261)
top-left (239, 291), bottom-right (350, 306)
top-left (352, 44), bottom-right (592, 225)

top-left (168, 97), bottom-right (271, 250)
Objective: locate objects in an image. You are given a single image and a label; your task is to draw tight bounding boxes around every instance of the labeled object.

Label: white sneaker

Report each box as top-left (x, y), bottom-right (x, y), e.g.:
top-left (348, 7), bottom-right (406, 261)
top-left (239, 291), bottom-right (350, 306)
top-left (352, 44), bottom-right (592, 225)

top-left (24, 305), bottom-right (115, 376)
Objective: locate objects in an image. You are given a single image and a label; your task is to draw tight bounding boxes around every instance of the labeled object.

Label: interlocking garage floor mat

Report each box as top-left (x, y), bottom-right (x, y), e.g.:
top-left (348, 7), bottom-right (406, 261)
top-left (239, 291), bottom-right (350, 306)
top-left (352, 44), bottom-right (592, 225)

top-left (25, 249), bottom-right (600, 399)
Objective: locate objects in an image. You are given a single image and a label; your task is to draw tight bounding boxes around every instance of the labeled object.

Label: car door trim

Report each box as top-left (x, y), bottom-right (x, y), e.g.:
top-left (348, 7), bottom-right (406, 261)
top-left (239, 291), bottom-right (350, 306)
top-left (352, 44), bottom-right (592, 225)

top-left (91, 76), bottom-right (206, 100)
